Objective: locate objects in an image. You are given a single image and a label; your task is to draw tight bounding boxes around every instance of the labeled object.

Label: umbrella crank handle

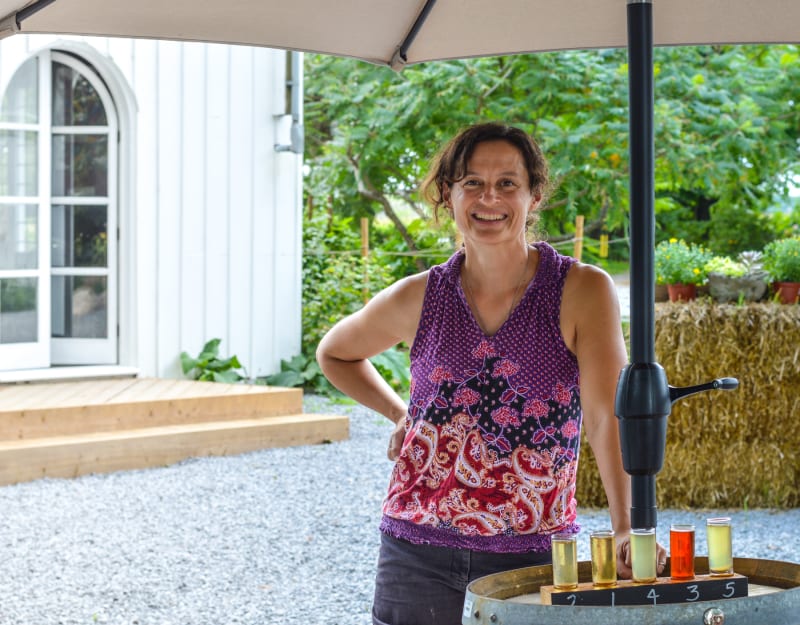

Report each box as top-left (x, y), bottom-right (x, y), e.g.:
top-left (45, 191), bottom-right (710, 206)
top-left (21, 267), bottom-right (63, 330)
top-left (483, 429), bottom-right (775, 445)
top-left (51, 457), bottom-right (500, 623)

top-left (669, 377), bottom-right (739, 405)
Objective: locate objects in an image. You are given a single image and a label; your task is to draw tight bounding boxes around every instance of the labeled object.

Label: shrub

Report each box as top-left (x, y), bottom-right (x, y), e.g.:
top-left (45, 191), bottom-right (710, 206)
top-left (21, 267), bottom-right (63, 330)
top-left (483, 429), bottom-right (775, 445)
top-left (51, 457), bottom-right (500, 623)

top-left (762, 237), bottom-right (800, 282)
top-left (705, 255), bottom-right (746, 278)
top-left (655, 238), bottom-right (713, 285)
top-left (180, 339), bottom-right (245, 383)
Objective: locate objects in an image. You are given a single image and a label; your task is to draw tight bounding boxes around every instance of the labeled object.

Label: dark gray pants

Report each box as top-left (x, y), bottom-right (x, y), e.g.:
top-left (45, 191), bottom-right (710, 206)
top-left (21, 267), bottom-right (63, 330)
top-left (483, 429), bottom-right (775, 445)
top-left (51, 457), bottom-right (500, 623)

top-left (372, 533), bottom-right (551, 625)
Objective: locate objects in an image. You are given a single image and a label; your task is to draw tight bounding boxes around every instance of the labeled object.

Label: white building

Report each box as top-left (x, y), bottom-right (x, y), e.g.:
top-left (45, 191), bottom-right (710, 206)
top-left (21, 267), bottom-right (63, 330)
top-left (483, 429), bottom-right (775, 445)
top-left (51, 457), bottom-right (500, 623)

top-left (0, 35), bottom-right (304, 380)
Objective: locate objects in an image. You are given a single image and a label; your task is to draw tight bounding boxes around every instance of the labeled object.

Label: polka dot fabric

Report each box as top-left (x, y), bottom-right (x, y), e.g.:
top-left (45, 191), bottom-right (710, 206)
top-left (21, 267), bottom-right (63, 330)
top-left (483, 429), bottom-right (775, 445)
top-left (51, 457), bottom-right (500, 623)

top-left (380, 242), bottom-right (581, 553)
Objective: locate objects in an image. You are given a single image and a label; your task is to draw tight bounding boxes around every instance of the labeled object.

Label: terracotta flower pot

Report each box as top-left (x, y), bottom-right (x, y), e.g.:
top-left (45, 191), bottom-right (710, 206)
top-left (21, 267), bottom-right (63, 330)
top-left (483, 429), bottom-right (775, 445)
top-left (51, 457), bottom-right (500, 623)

top-left (667, 284), bottom-right (697, 302)
top-left (773, 282), bottom-right (800, 305)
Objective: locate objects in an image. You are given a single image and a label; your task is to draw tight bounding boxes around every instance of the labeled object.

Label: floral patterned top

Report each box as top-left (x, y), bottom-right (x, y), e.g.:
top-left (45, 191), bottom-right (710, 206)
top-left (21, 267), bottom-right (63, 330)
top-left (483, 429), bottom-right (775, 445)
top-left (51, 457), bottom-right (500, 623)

top-left (380, 242), bottom-right (581, 553)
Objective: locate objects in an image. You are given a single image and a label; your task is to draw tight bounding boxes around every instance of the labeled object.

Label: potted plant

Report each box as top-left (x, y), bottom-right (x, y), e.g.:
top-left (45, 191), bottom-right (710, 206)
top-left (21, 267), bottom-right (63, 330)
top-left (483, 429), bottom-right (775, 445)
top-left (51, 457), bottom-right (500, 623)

top-left (655, 238), bottom-right (712, 302)
top-left (762, 237), bottom-right (800, 304)
top-left (705, 251), bottom-right (769, 303)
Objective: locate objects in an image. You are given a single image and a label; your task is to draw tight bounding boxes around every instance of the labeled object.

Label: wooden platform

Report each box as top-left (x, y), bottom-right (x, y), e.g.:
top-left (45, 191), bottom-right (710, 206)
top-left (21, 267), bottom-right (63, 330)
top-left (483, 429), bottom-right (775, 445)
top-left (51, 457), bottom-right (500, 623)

top-left (0, 378), bottom-right (349, 485)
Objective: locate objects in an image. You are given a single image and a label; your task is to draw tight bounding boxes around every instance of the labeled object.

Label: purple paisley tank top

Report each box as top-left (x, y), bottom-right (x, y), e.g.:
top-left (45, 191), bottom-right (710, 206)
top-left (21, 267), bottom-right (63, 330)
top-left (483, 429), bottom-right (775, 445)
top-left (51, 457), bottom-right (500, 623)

top-left (380, 241), bottom-right (581, 553)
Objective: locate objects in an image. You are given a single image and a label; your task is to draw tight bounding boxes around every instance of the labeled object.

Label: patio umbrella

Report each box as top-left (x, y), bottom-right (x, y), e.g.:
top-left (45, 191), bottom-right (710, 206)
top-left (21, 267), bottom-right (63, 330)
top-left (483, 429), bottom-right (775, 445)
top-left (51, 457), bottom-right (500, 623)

top-left (0, 0), bottom-right (798, 67)
top-left (2, 0), bottom-right (797, 529)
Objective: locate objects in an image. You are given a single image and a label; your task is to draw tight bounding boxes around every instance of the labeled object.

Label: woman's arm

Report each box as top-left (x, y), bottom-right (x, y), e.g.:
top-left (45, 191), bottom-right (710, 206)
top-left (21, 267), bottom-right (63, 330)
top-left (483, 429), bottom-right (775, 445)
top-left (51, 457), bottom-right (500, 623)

top-left (562, 264), bottom-right (631, 530)
top-left (316, 271), bottom-right (428, 427)
top-left (562, 264), bottom-right (665, 578)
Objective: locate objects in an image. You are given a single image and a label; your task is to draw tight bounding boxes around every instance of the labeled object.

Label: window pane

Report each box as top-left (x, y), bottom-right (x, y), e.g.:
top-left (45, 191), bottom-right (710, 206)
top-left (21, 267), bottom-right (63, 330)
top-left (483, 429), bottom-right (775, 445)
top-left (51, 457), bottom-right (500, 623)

top-left (51, 134), bottom-right (108, 196)
top-left (0, 58), bottom-right (38, 124)
top-left (0, 130), bottom-right (38, 196)
top-left (51, 275), bottom-right (107, 339)
top-left (0, 204), bottom-right (37, 270)
top-left (51, 204), bottom-right (108, 268)
top-left (52, 61), bottom-right (107, 126)
top-left (0, 277), bottom-right (37, 343)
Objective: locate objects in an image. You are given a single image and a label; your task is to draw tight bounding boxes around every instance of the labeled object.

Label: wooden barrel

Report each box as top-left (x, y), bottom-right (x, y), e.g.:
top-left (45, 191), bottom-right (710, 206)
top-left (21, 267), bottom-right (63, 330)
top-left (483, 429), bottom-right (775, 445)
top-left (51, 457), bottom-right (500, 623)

top-left (463, 558), bottom-right (800, 625)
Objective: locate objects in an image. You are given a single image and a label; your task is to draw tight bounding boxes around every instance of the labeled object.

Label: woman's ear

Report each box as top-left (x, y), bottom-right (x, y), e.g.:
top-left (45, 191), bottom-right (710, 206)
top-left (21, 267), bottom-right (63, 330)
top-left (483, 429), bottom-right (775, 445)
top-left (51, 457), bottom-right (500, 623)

top-left (528, 194), bottom-right (542, 212)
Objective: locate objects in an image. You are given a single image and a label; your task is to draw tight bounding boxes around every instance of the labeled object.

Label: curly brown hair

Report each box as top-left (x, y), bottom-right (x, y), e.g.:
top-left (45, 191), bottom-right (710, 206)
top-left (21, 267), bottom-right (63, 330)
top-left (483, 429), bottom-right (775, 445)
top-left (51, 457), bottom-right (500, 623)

top-left (420, 123), bottom-right (550, 236)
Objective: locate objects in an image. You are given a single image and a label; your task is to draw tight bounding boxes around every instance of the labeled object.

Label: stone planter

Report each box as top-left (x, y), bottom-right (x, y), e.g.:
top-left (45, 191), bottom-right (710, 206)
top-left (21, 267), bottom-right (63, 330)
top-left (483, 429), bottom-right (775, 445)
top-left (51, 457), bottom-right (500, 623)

top-left (707, 273), bottom-right (768, 303)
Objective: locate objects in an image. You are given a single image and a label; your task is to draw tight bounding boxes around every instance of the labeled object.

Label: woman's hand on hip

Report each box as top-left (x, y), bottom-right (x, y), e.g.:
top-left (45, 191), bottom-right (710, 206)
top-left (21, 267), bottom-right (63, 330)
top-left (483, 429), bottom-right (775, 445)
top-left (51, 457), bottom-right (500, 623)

top-left (388, 417), bottom-right (408, 461)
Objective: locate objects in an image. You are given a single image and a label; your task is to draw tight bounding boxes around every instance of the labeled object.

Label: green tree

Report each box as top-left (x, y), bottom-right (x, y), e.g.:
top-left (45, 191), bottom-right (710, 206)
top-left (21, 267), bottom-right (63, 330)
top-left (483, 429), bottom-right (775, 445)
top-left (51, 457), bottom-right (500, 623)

top-left (305, 45), bottom-right (799, 260)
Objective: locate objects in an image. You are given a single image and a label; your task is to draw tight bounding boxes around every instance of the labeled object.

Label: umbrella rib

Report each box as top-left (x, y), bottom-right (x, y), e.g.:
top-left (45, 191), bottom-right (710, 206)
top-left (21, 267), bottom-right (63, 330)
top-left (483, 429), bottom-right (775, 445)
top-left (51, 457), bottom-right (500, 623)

top-left (16, 0), bottom-right (58, 27)
top-left (390, 0), bottom-right (438, 71)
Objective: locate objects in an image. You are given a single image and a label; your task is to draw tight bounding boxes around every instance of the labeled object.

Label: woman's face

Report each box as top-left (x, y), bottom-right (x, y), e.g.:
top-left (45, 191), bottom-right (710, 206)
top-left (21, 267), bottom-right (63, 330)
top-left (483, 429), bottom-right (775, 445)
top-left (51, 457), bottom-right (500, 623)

top-left (445, 140), bottom-right (540, 248)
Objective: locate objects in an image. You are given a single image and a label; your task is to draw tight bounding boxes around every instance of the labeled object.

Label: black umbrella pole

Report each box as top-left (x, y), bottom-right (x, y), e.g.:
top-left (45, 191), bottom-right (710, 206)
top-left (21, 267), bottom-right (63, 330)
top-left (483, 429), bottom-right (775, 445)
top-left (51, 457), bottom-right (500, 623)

top-left (617, 0), bottom-right (665, 532)
top-left (627, 0), bottom-right (655, 365)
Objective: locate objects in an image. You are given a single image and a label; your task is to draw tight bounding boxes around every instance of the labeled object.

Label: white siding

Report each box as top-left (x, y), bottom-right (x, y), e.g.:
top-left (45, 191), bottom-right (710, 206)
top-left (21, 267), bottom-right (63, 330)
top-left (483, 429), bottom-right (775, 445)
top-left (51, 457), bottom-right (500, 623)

top-left (0, 35), bottom-right (303, 379)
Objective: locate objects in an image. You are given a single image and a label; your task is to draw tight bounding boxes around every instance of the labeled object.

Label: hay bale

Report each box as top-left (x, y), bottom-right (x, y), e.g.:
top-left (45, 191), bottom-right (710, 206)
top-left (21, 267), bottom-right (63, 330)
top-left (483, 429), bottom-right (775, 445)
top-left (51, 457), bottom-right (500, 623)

top-left (577, 301), bottom-right (800, 509)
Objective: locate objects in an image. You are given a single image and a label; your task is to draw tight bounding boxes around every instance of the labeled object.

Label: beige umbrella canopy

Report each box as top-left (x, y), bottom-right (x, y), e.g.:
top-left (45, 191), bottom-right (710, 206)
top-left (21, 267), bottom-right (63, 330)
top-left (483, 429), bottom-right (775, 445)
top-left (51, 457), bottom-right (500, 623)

top-left (0, 0), bottom-right (798, 68)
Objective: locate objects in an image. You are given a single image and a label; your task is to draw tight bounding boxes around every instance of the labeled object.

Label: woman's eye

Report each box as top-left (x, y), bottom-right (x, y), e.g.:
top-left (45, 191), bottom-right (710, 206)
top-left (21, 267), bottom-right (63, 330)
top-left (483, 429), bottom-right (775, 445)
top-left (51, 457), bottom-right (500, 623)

top-left (464, 179), bottom-right (481, 187)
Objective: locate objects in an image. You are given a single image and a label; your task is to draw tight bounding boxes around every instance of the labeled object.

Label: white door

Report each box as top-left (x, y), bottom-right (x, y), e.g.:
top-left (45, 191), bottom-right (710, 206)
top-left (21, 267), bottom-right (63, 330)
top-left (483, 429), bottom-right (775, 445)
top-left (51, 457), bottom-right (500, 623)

top-left (0, 55), bottom-right (49, 369)
top-left (0, 50), bottom-right (118, 370)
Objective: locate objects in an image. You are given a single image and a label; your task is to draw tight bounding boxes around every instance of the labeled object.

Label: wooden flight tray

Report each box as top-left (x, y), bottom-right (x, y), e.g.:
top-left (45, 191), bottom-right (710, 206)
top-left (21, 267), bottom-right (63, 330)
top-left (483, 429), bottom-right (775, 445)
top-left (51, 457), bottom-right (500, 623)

top-left (541, 573), bottom-right (748, 606)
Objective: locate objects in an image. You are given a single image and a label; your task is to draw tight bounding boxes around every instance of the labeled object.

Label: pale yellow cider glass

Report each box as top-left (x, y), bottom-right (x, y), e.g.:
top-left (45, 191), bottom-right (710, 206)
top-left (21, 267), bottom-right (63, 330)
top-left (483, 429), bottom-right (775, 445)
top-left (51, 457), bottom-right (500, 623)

top-left (707, 517), bottom-right (734, 576)
top-left (630, 528), bottom-right (657, 583)
top-left (551, 533), bottom-right (579, 590)
top-left (590, 529), bottom-right (617, 587)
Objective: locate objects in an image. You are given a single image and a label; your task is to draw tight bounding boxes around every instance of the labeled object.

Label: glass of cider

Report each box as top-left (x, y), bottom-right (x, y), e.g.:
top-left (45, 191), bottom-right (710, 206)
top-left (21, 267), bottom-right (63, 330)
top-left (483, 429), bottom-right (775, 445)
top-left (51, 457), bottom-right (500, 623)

top-left (707, 517), bottom-right (733, 576)
top-left (630, 527), bottom-right (657, 583)
top-left (590, 529), bottom-right (616, 587)
top-left (551, 532), bottom-right (578, 590)
top-left (669, 524), bottom-right (695, 580)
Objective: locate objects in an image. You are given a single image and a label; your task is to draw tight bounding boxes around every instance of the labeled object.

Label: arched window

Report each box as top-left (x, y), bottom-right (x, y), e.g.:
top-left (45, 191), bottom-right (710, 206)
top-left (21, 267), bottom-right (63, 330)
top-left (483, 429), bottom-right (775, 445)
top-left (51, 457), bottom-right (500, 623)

top-left (0, 50), bottom-right (118, 370)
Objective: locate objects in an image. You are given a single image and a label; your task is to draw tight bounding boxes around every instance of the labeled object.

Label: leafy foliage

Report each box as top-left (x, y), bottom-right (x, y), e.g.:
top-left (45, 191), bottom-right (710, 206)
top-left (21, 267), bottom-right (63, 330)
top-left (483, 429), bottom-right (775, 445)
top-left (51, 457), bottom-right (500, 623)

top-left (763, 237), bottom-right (800, 282)
top-left (370, 348), bottom-right (411, 393)
top-left (305, 45), bottom-right (800, 259)
top-left (655, 238), bottom-right (713, 285)
top-left (180, 339), bottom-right (245, 383)
top-left (705, 255), bottom-right (746, 278)
top-left (263, 353), bottom-right (333, 394)
top-left (302, 212), bottom-right (396, 355)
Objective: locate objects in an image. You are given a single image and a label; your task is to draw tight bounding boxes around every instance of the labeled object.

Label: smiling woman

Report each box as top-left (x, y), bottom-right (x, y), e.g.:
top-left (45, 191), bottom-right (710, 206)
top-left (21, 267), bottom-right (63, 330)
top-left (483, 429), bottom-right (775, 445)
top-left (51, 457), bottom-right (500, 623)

top-left (316, 122), bottom-right (666, 625)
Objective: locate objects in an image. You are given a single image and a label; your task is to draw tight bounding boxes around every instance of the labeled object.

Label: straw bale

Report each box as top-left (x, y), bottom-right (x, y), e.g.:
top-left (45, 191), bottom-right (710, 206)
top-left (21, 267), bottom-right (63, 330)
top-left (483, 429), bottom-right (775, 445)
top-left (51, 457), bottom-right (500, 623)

top-left (577, 301), bottom-right (800, 509)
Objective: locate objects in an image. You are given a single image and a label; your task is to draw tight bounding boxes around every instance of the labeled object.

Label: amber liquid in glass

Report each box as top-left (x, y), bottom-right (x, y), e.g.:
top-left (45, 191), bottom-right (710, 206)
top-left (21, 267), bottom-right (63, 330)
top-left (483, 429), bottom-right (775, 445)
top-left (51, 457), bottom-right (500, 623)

top-left (630, 528), bottom-right (657, 583)
top-left (707, 518), bottom-right (733, 576)
top-left (552, 534), bottom-right (578, 590)
top-left (590, 530), bottom-right (616, 587)
top-left (670, 524), bottom-right (695, 580)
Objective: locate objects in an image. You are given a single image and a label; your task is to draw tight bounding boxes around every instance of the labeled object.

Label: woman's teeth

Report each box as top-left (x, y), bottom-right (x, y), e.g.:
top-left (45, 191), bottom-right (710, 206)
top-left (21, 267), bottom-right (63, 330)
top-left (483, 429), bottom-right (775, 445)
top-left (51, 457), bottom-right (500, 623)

top-left (473, 212), bottom-right (505, 221)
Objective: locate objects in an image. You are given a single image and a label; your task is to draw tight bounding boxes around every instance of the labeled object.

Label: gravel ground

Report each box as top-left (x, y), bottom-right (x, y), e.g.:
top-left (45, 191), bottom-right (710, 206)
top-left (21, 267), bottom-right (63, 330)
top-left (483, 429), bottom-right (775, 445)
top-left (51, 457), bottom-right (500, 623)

top-left (0, 396), bottom-right (798, 625)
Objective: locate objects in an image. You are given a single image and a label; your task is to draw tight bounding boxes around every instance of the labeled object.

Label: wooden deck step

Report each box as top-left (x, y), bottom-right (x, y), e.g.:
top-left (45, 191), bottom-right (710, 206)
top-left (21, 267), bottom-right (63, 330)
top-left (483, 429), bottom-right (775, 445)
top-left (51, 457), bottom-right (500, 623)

top-left (0, 413), bottom-right (349, 486)
top-left (0, 378), bottom-right (304, 439)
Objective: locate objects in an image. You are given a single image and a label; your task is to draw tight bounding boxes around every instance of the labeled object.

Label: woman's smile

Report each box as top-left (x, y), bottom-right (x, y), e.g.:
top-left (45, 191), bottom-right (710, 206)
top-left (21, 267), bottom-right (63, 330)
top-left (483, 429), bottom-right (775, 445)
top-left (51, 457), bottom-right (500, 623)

top-left (472, 211), bottom-right (507, 222)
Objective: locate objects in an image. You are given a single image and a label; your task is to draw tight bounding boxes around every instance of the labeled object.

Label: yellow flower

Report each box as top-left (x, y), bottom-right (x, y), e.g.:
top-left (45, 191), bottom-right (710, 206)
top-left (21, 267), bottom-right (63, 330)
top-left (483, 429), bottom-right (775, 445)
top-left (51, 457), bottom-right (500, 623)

top-left (693, 268), bottom-right (700, 275)
top-left (669, 238), bottom-right (678, 244)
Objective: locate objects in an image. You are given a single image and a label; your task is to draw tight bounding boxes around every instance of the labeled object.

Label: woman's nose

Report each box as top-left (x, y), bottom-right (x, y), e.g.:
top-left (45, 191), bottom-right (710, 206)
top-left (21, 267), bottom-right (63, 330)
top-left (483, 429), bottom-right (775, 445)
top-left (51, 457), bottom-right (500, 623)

top-left (481, 185), bottom-right (499, 202)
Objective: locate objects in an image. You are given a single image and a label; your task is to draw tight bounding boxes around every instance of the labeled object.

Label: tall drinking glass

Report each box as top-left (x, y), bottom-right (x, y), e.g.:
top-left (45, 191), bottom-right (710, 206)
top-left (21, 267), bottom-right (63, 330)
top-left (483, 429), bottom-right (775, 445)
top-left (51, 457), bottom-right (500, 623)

top-left (707, 517), bottom-right (733, 577)
top-left (590, 529), bottom-right (616, 587)
top-left (670, 524), bottom-right (695, 580)
top-left (551, 533), bottom-right (578, 590)
top-left (630, 528), bottom-right (657, 583)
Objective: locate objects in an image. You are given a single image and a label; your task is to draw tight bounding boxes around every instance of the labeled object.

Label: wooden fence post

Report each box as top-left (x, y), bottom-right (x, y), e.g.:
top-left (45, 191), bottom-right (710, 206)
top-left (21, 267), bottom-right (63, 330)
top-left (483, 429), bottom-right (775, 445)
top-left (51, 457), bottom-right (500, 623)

top-left (573, 215), bottom-right (585, 261)
top-left (600, 232), bottom-right (609, 258)
top-left (361, 217), bottom-right (370, 303)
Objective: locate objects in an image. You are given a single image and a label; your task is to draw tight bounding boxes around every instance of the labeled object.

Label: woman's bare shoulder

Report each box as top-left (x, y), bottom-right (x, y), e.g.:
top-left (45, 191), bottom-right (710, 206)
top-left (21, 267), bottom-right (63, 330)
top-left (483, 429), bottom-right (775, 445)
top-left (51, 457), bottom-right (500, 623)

top-left (564, 261), bottom-right (617, 298)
